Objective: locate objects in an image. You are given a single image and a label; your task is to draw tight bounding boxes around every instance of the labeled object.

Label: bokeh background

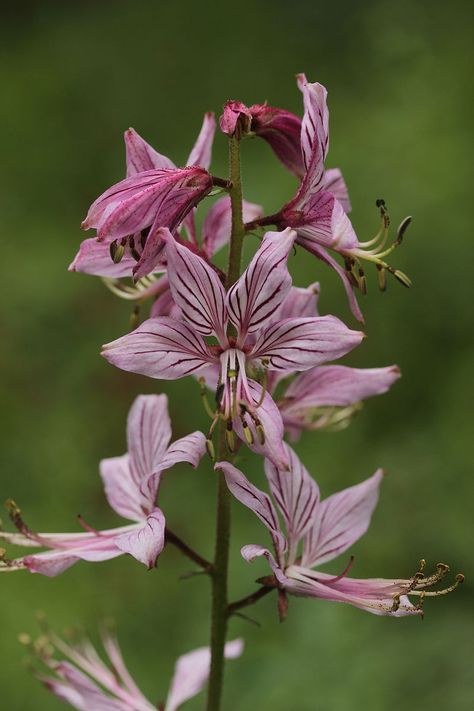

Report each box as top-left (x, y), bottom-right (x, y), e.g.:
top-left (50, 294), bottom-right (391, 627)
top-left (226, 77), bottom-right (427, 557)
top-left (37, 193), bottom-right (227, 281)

top-left (1, 1), bottom-right (472, 709)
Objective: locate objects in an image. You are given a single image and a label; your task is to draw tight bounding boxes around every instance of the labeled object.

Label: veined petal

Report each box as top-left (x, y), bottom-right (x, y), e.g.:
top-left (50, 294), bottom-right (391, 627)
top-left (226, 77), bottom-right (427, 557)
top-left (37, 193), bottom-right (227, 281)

top-left (46, 662), bottom-right (127, 711)
top-left (271, 283), bottom-right (320, 323)
top-left (232, 380), bottom-right (289, 470)
top-left (186, 112), bottom-right (216, 170)
top-left (125, 127), bottom-right (175, 176)
top-left (226, 228), bottom-right (296, 341)
top-left (102, 317), bottom-right (214, 380)
top-left (160, 431), bottom-right (206, 472)
top-left (217, 461), bottom-right (286, 562)
top-left (264, 444), bottom-right (320, 560)
top-left (302, 469), bottom-right (383, 567)
top-left (297, 73), bottom-right (329, 194)
top-left (69, 238), bottom-right (136, 278)
top-left (115, 508), bottom-right (165, 569)
top-left (202, 196), bottom-right (263, 258)
top-left (250, 103), bottom-right (304, 178)
top-left (240, 544), bottom-right (288, 587)
top-left (132, 225), bottom-right (167, 281)
top-left (100, 454), bottom-right (147, 522)
top-left (23, 536), bottom-right (126, 577)
top-left (323, 168), bottom-right (351, 213)
top-left (291, 191), bottom-right (359, 251)
top-left (251, 315), bottom-right (364, 371)
top-left (283, 365), bottom-right (401, 413)
top-left (165, 640), bottom-right (243, 711)
top-left (126, 394), bottom-right (171, 490)
top-left (162, 229), bottom-right (227, 341)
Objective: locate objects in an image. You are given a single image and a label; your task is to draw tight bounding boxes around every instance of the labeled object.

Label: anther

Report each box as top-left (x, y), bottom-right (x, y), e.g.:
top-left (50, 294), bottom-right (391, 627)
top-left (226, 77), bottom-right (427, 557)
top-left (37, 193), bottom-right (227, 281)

top-left (393, 269), bottom-right (412, 288)
top-left (206, 439), bottom-right (215, 460)
top-left (375, 198), bottom-right (386, 208)
top-left (396, 216), bottom-right (412, 245)
top-left (358, 267), bottom-right (367, 295)
top-left (256, 424), bottom-right (265, 446)
top-left (225, 421), bottom-right (237, 453)
top-left (109, 239), bottom-right (126, 264)
top-left (128, 236), bottom-right (141, 262)
top-left (377, 264), bottom-right (387, 291)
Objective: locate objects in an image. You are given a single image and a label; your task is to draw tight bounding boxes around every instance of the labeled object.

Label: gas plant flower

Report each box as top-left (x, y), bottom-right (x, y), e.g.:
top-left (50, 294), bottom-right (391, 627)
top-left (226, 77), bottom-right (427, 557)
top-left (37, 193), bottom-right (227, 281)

top-left (0, 395), bottom-right (205, 576)
top-left (29, 626), bottom-right (243, 711)
top-left (79, 113), bottom-right (220, 281)
top-left (102, 228), bottom-right (364, 467)
top-left (217, 445), bottom-right (463, 617)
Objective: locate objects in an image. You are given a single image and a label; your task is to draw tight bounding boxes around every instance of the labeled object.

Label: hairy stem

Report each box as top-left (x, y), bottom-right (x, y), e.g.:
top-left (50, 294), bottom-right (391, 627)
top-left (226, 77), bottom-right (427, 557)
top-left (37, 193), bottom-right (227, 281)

top-left (206, 135), bottom-right (246, 711)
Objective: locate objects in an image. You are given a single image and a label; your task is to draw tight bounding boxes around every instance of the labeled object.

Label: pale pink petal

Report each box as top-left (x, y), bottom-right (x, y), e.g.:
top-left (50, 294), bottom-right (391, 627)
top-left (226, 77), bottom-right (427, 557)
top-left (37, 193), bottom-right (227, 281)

top-left (102, 317), bottom-right (214, 380)
top-left (186, 112), bottom-right (216, 170)
top-left (150, 286), bottom-right (182, 319)
top-left (23, 538), bottom-right (124, 577)
top-left (217, 461), bottom-right (286, 562)
top-left (165, 640), bottom-right (243, 711)
top-left (271, 283), bottom-right (320, 322)
top-left (297, 74), bottom-right (329, 194)
top-left (46, 662), bottom-right (122, 711)
top-left (126, 394), bottom-right (171, 488)
top-left (115, 508), bottom-right (165, 569)
top-left (232, 380), bottom-right (289, 470)
top-left (291, 192), bottom-right (358, 251)
top-left (240, 544), bottom-right (288, 586)
top-left (264, 444), bottom-right (320, 560)
top-left (69, 238), bottom-right (136, 278)
top-left (101, 633), bottom-right (151, 705)
top-left (202, 196), bottom-right (263, 258)
top-left (302, 470), bottom-right (383, 567)
top-left (226, 228), bottom-right (296, 341)
top-left (283, 365), bottom-right (401, 414)
top-left (322, 168), bottom-right (351, 213)
top-left (100, 454), bottom-right (147, 522)
top-left (125, 127), bottom-right (175, 176)
top-left (132, 225), bottom-right (167, 280)
top-left (219, 100), bottom-right (252, 136)
top-left (162, 229), bottom-right (227, 342)
top-left (249, 103), bottom-right (304, 178)
top-left (159, 431), bottom-right (206, 472)
top-left (251, 315), bottom-right (364, 371)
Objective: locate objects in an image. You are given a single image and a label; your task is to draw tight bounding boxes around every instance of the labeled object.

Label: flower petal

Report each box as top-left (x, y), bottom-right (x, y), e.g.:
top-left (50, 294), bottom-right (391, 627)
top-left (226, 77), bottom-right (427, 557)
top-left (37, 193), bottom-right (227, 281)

top-left (69, 238), bottom-right (136, 278)
top-left (125, 127), bottom-right (176, 176)
top-left (115, 508), bottom-right (165, 569)
top-left (271, 283), bottom-right (320, 322)
top-left (219, 100), bottom-right (252, 136)
top-left (100, 454), bottom-right (147, 522)
top-left (45, 662), bottom-right (127, 711)
top-left (226, 228), bottom-right (296, 340)
top-left (186, 112), bottom-right (216, 170)
top-left (165, 640), bottom-right (243, 711)
top-left (102, 317), bottom-right (213, 380)
top-left (322, 168), bottom-right (351, 213)
top-left (302, 469), bottom-right (383, 567)
top-left (297, 73), bottom-right (329, 194)
top-left (264, 444), bottom-right (320, 558)
top-left (292, 191), bottom-right (358, 251)
top-left (162, 229), bottom-right (227, 341)
top-left (216, 461), bottom-right (286, 561)
top-left (251, 315), bottom-right (364, 371)
top-left (202, 196), bottom-right (263, 258)
top-left (250, 103), bottom-right (304, 178)
top-left (240, 544), bottom-right (288, 586)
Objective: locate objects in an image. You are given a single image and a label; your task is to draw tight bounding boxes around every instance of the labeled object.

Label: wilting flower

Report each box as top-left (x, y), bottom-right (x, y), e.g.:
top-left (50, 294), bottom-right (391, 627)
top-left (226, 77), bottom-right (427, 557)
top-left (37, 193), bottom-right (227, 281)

top-left (0, 395), bottom-right (205, 575)
top-left (79, 113), bottom-right (218, 280)
top-left (102, 228), bottom-right (363, 468)
top-left (27, 625), bottom-right (243, 711)
top-left (217, 445), bottom-right (463, 616)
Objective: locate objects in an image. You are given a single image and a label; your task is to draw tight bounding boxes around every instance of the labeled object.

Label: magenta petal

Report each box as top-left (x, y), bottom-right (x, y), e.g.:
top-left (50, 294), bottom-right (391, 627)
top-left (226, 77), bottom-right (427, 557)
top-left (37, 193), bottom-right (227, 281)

top-left (132, 225), bottom-right (167, 280)
top-left (291, 191), bottom-right (359, 251)
top-left (186, 112), bottom-right (216, 170)
top-left (302, 469), bottom-right (383, 567)
top-left (284, 365), bottom-right (401, 412)
top-left (250, 103), bottom-right (304, 178)
top-left (166, 640), bottom-right (243, 711)
top-left (297, 73), bottom-right (329, 194)
top-left (69, 238), bottom-right (136, 278)
top-left (125, 127), bottom-right (175, 176)
top-left (115, 508), bottom-right (165, 569)
top-left (264, 444), bottom-right (320, 556)
top-left (219, 100), bottom-right (252, 136)
top-left (202, 196), bottom-right (263, 258)
top-left (217, 461), bottom-right (286, 561)
top-left (226, 228), bottom-right (296, 340)
top-left (102, 317), bottom-right (213, 380)
top-left (323, 168), bottom-right (351, 213)
top-left (251, 315), bottom-right (364, 371)
top-left (163, 230), bottom-right (227, 341)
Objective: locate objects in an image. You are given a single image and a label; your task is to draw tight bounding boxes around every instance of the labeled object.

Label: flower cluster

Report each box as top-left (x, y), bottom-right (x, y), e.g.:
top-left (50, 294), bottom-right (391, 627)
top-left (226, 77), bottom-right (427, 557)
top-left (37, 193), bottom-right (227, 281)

top-left (1, 72), bottom-right (462, 709)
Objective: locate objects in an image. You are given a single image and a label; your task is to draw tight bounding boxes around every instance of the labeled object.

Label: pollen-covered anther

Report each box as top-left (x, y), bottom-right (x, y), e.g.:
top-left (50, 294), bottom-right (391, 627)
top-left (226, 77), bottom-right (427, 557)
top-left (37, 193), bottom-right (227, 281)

top-left (406, 560), bottom-right (464, 600)
top-left (225, 421), bottom-right (237, 453)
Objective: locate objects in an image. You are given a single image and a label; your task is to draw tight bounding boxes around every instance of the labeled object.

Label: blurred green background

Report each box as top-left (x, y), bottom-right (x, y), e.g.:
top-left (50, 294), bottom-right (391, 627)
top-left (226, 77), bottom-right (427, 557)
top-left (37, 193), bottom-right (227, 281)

top-left (0, 1), bottom-right (472, 709)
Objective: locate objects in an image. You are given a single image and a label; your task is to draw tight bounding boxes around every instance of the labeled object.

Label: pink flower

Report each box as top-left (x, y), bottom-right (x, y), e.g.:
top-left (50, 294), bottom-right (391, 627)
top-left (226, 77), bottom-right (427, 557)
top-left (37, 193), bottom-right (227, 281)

top-left (0, 395), bottom-right (205, 576)
top-left (217, 446), bottom-right (463, 616)
top-left (34, 626), bottom-right (243, 711)
top-left (102, 228), bottom-right (363, 468)
top-left (78, 113), bottom-right (217, 280)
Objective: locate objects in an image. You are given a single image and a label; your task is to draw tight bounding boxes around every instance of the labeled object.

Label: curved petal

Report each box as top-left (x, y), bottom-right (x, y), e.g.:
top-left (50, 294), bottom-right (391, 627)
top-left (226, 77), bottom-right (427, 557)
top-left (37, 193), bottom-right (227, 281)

top-left (115, 508), bottom-right (165, 569)
top-left (240, 544), bottom-right (287, 586)
top-left (323, 168), bottom-right (351, 213)
top-left (226, 228), bottom-right (296, 341)
top-left (69, 238), bottom-right (136, 278)
top-left (100, 454), bottom-right (147, 522)
top-left (125, 127), bottom-right (175, 176)
top-left (216, 461), bottom-right (286, 562)
top-left (302, 469), bottom-right (383, 567)
top-left (162, 229), bottom-right (227, 341)
top-left (264, 444), bottom-right (320, 560)
top-left (297, 74), bottom-right (329, 195)
top-left (283, 365), bottom-right (401, 412)
top-left (186, 112), bottom-right (216, 170)
top-left (292, 192), bottom-right (359, 251)
top-left (271, 283), bottom-right (320, 322)
top-left (165, 640), bottom-right (243, 711)
top-left (251, 315), bottom-right (364, 371)
top-left (219, 100), bottom-right (252, 136)
top-left (250, 103), bottom-right (304, 178)
top-left (102, 317), bottom-right (214, 380)
top-left (23, 537), bottom-right (124, 577)
top-left (202, 196), bottom-right (263, 258)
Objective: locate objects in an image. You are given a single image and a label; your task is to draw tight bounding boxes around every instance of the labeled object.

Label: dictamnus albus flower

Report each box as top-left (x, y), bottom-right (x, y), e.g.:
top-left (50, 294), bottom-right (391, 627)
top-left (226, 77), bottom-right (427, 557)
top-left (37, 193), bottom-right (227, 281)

top-left (217, 446), bottom-right (463, 617)
top-left (102, 228), bottom-right (363, 468)
top-left (0, 395), bottom-right (205, 575)
top-left (21, 624), bottom-right (242, 711)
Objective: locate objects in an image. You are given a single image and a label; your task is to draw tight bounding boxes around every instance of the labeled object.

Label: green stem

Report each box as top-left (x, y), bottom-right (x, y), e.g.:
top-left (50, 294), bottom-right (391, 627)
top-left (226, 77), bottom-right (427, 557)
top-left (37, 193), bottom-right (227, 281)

top-left (206, 135), bottom-right (246, 711)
